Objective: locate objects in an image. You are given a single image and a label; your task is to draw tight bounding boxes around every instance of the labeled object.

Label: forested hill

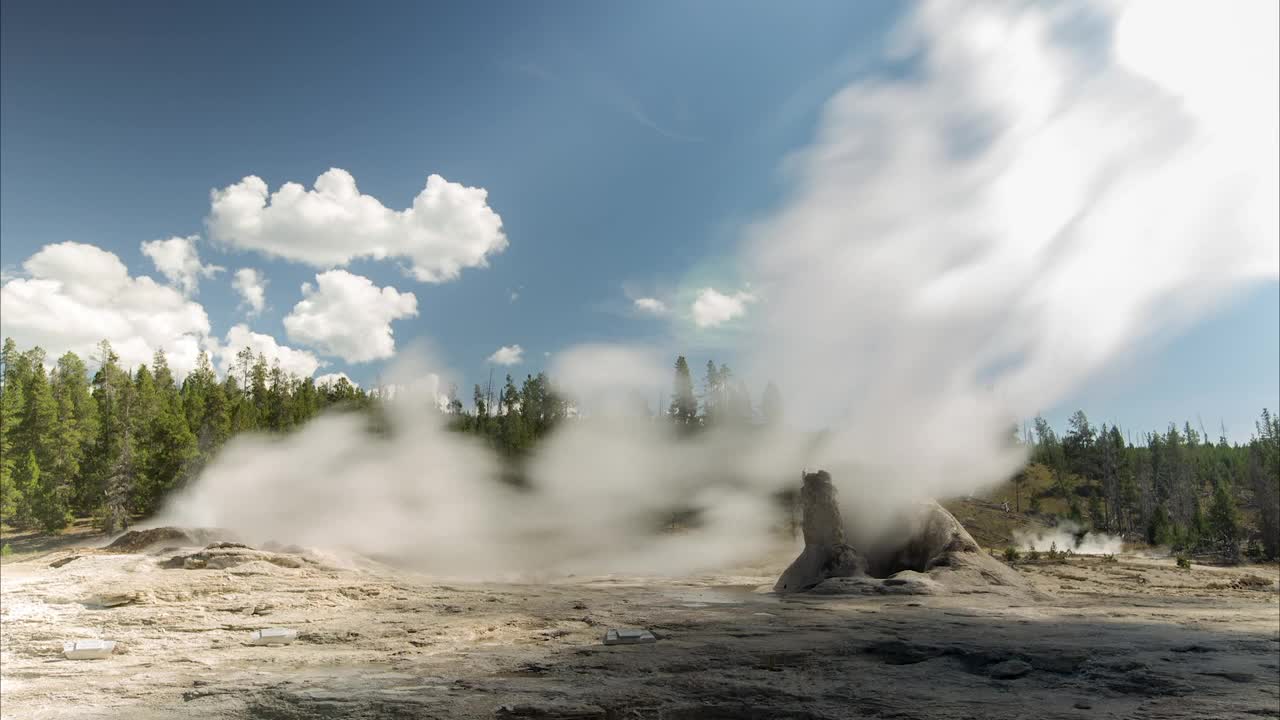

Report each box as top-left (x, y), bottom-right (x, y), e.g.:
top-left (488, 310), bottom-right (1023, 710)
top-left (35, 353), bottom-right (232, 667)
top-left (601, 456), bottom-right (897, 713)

top-left (1012, 411), bottom-right (1279, 562)
top-left (2, 340), bottom-right (1277, 564)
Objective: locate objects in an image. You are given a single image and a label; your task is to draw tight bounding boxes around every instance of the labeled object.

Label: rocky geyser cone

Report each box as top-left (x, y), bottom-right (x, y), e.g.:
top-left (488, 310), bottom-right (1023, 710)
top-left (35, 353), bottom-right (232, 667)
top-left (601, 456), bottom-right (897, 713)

top-left (774, 471), bottom-right (867, 592)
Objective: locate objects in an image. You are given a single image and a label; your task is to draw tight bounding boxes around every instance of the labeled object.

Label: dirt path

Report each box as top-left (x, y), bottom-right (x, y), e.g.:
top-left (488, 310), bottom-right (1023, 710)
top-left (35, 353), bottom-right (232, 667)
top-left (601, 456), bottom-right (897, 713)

top-left (2, 539), bottom-right (1277, 719)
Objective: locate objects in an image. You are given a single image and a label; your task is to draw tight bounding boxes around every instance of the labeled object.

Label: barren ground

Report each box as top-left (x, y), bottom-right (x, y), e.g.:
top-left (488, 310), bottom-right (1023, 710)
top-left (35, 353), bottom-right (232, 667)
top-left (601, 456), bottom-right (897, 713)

top-left (2, 530), bottom-right (1278, 720)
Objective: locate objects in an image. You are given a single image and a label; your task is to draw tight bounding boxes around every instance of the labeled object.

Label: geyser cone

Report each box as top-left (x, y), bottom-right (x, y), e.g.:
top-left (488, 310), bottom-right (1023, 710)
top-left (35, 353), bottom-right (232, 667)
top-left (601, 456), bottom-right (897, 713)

top-left (775, 471), bottom-right (1039, 598)
top-left (773, 471), bottom-right (866, 592)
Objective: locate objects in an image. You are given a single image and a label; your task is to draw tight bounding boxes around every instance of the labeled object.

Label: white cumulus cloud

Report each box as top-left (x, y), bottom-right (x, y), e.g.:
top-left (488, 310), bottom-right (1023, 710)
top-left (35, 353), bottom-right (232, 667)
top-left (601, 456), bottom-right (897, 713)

top-left (207, 168), bottom-right (508, 282)
top-left (219, 324), bottom-right (321, 379)
top-left (0, 242), bottom-right (212, 377)
top-left (633, 297), bottom-right (668, 315)
top-left (691, 288), bottom-right (755, 328)
top-left (314, 372), bottom-right (358, 388)
top-left (487, 344), bottom-right (524, 366)
top-left (140, 234), bottom-right (223, 296)
top-left (232, 268), bottom-right (267, 316)
top-left (283, 270), bottom-right (418, 363)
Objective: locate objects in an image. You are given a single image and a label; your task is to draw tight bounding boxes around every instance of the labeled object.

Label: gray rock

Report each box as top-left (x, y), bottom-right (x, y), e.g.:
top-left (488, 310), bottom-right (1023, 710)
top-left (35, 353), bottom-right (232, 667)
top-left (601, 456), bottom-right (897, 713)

top-left (775, 471), bottom-right (1042, 599)
top-left (496, 703), bottom-right (606, 719)
top-left (862, 500), bottom-right (981, 577)
top-left (810, 572), bottom-right (940, 596)
top-left (987, 659), bottom-right (1033, 679)
top-left (775, 472), bottom-right (867, 592)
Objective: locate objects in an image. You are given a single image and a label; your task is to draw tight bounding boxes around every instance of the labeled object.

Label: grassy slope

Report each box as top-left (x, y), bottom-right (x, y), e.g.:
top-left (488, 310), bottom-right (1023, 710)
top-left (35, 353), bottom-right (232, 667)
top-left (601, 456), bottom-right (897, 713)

top-left (941, 463), bottom-right (1063, 550)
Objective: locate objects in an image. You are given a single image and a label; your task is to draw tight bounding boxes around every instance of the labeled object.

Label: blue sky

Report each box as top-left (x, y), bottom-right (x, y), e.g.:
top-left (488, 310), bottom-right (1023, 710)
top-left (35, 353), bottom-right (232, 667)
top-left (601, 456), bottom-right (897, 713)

top-left (2, 1), bottom-right (1276, 442)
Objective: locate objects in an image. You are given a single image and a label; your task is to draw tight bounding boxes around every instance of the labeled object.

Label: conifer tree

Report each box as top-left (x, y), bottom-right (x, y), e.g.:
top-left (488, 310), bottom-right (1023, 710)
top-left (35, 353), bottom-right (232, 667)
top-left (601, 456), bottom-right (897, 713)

top-left (44, 352), bottom-right (95, 528)
top-left (14, 356), bottom-right (58, 525)
top-left (668, 356), bottom-right (697, 429)
top-left (0, 338), bottom-right (27, 522)
top-left (472, 384), bottom-right (488, 433)
top-left (701, 361), bottom-right (723, 425)
top-left (1207, 480), bottom-right (1242, 562)
top-left (1251, 409), bottom-right (1280, 559)
top-left (498, 374), bottom-right (526, 452)
top-left (250, 352), bottom-right (270, 420)
top-left (12, 450), bottom-right (40, 529)
top-left (89, 341), bottom-right (138, 533)
top-left (136, 352), bottom-right (196, 513)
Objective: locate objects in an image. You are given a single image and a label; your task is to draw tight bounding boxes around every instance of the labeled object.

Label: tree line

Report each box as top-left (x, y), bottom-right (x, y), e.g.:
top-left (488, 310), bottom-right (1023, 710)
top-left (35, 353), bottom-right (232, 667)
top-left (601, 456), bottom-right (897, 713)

top-left (440, 355), bottom-right (782, 454)
top-left (3, 336), bottom-right (1275, 563)
top-left (0, 338), bottom-right (372, 534)
top-left (1, 344), bottom-right (783, 533)
top-left (1019, 409), bottom-right (1280, 561)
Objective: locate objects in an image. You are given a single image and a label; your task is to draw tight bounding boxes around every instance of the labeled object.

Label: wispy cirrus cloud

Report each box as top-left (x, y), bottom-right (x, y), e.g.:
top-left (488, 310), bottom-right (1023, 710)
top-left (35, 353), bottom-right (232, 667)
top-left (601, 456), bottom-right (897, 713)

top-left (508, 61), bottom-right (702, 143)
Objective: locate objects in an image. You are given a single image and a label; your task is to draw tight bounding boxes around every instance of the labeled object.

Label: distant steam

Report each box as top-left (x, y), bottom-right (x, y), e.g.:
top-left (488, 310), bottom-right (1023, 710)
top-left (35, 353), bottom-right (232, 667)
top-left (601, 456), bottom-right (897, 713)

top-left (1015, 522), bottom-right (1125, 556)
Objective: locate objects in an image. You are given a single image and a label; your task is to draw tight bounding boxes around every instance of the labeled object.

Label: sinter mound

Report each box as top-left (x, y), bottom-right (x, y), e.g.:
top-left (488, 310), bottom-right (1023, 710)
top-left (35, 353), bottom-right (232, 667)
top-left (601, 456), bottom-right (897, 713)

top-left (104, 527), bottom-right (232, 553)
top-left (775, 471), bottom-right (1038, 598)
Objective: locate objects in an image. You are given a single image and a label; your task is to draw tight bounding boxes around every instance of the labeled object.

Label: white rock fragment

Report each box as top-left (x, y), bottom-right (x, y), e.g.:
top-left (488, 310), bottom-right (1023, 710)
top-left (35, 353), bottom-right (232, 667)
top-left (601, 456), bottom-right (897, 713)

top-left (63, 639), bottom-right (116, 660)
top-left (603, 628), bottom-right (656, 645)
top-left (249, 628), bottom-right (298, 646)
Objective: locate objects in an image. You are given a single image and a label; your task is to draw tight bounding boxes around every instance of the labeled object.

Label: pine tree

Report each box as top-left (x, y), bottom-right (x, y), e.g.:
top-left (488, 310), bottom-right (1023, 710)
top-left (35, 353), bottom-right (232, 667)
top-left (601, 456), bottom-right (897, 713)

top-left (0, 455), bottom-right (19, 523)
top-left (89, 341), bottom-right (138, 534)
top-left (472, 384), bottom-right (488, 434)
top-left (497, 374), bottom-right (526, 452)
top-left (1064, 409), bottom-right (1099, 483)
top-left (232, 346), bottom-right (255, 389)
top-left (0, 338), bottom-right (27, 523)
top-left (12, 451), bottom-right (40, 529)
top-left (44, 352), bottom-right (95, 528)
top-left (129, 364), bottom-right (159, 512)
top-left (1207, 480), bottom-right (1242, 563)
top-left (14, 357), bottom-right (58, 525)
top-left (445, 383), bottom-right (463, 416)
top-left (201, 378), bottom-right (231, 450)
top-left (323, 376), bottom-right (358, 406)
top-left (136, 352), bottom-right (197, 513)
top-left (151, 349), bottom-right (177, 399)
top-left (1032, 415), bottom-right (1068, 497)
top-left (1147, 504), bottom-right (1172, 546)
top-left (668, 356), bottom-right (697, 429)
top-left (701, 361), bottom-right (723, 425)
top-left (183, 351), bottom-right (230, 461)
top-left (291, 376), bottom-right (318, 427)
top-left (224, 375), bottom-right (255, 434)
top-left (1251, 409), bottom-right (1280, 560)
top-left (29, 452), bottom-right (72, 533)
top-left (250, 353), bottom-right (269, 420)
top-left (264, 360), bottom-right (291, 431)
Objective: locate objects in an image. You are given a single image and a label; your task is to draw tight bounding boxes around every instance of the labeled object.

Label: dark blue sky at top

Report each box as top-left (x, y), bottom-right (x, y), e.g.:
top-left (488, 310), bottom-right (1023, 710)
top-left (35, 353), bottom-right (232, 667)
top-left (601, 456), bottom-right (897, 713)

top-left (2, 0), bottom-right (1276, 441)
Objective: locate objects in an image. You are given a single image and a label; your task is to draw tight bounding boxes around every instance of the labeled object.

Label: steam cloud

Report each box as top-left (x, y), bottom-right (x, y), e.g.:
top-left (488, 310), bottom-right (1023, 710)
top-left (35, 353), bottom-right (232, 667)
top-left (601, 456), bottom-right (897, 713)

top-left (161, 0), bottom-right (1277, 576)
top-left (1015, 522), bottom-right (1125, 556)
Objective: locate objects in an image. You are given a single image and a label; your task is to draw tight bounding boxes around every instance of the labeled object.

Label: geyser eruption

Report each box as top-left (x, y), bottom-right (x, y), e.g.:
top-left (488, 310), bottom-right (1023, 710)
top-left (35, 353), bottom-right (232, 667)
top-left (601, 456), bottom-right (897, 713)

top-left (744, 0), bottom-right (1278, 517)
top-left (161, 0), bottom-right (1276, 576)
